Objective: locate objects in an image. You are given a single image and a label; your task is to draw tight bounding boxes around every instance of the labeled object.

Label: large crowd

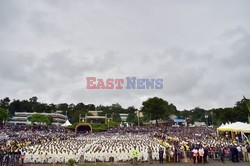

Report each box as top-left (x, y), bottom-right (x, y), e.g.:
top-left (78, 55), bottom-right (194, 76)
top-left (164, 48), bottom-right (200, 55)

top-left (0, 124), bottom-right (74, 165)
top-left (0, 124), bottom-right (249, 165)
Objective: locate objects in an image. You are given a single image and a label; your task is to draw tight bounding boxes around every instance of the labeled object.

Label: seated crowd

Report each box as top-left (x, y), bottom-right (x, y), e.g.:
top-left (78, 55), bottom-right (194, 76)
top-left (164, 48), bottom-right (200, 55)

top-left (0, 124), bottom-right (249, 165)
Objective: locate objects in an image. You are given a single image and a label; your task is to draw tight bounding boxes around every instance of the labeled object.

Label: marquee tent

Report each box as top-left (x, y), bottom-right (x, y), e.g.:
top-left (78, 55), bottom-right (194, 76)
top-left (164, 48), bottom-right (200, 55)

top-left (61, 120), bottom-right (72, 127)
top-left (217, 122), bottom-right (250, 133)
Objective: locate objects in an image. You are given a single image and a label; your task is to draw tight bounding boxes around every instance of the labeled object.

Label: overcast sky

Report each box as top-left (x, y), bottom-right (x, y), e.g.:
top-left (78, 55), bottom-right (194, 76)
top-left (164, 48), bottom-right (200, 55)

top-left (0, 0), bottom-right (250, 110)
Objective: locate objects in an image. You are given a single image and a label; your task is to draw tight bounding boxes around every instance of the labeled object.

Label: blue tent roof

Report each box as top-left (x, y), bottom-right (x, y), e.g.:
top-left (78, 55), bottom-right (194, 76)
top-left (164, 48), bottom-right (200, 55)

top-left (174, 119), bottom-right (186, 123)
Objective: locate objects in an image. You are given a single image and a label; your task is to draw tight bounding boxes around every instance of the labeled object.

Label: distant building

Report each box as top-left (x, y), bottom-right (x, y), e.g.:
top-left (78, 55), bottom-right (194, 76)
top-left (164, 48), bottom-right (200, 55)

top-left (119, 113), bottom-right (128, 122)
top-left (8, 112), bottom-right (67, 125)
top-left (135, 111), bottom-right (143, 117)
top-left (145, 119), bottom-right (169, 125)
top-left (81, 110), bottom-right (108, 124)
top-left (174, 118), bottom-right (186, 123)
top-left (194, 122), bottom-right (206, 127)
top-left (173, 118), bottom-right (187, 127)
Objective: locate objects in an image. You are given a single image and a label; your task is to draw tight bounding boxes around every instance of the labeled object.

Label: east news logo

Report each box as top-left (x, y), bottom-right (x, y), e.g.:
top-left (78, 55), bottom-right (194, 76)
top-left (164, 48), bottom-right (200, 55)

top-left (86, 77), bottom-right (163, 89)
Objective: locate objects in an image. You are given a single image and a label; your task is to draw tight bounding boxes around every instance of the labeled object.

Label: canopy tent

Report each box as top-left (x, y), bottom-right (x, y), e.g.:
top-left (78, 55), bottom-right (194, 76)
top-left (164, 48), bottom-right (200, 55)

top-left (217, 122), bottom-right (250, 133)
top-left (174, 119), bottom-right (186, 123)
top-left (61, 120), bottom-right (72, 127)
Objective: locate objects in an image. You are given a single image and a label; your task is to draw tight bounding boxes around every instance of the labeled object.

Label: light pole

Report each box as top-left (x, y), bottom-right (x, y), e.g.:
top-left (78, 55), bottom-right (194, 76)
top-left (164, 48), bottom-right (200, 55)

top-left (137, 111), bottom-right (140, 127)
top-left (205, 114), bottom-right (208, 126)
top-left (111, 112), bottom-right (114, 121)
top-left (108, 119), bottom-right (110, 129)
top-left (79, 114), bottom-right (81, 123)
top-left (211, 111), bottom-right (213, 126)
top-left (150, 113), bottom-right (152, 126)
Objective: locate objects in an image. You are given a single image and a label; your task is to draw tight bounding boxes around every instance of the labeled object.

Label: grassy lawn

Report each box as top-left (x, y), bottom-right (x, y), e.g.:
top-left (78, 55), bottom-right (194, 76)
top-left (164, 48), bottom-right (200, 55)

top-left (79, 163), bottom-right (110, 166)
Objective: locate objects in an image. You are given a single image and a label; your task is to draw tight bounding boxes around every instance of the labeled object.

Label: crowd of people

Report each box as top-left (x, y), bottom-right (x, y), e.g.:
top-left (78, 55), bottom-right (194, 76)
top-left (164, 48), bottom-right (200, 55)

top-left (0, 124), bottom-right (74, 165)
top-left (0, 124), bottom-right (249, 165)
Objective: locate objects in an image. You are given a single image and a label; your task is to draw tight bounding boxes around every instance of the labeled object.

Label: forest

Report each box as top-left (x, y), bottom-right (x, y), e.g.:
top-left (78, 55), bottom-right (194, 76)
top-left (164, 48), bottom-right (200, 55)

top-left (0, 96), bottom-right (249, 126)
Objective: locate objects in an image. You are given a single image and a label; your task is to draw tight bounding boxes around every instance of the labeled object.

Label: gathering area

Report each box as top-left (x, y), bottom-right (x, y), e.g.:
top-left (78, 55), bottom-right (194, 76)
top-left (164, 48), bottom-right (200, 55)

top-left (0, 123), bottom-right (249, 165)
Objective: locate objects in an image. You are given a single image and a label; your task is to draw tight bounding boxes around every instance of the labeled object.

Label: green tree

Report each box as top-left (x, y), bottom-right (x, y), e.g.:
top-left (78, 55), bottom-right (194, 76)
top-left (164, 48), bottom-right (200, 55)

top-left (48, 115), bottom-right (53, 124)
top-left (20, 100), bottom-right (32, 112)
top-left (126, 106), bottom-right (138, 124)
top-left (233, 99), bottom-right (248, 122)
top-left (27, 113), bottom-right (52, 125)
top-left (107, 120), bottom-right (119, 128)
top-left (9, 99), bottom-right (21, 116)
top-left (243, 96), bottom-right (250, 123)
top-left (209, 97), bottom-right (249, 126)
top-left (29, 96), bottom-right (38, 103)
top-left (0, 108), bottom-right (8, 123)
top-left (141, 97), bottom-right (171, 126)
top-left (190, 107), bottom-right (206, 122)
top-left (108, 103), bottom-right (124, 122)
top-left (69, 103), bottom-right (89, 123)
top-left (0, 97), bottom-right (10, 109)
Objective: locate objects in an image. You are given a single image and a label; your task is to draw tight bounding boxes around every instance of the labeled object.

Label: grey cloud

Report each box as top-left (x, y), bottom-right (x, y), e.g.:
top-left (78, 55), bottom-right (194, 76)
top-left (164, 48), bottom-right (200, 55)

top-left (0, 0), bottom-right (250, 110)
top-left (0, 50), bottom-right (36, 82)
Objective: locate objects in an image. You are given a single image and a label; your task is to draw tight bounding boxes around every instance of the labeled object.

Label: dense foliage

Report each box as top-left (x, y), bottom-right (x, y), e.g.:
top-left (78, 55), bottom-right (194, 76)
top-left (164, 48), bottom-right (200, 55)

top-left (27, 113), bottom-right (52, 125)
top-left (0, 108), bottom-right (8, 123)
top-left (141, 97), bottom-right (177, 125)
top-left (243, 96), bottom-right (250, 123)
top-left (67, 159), bottom-right (76, 166)
top-left (0, 96), bottom-right (249, 126)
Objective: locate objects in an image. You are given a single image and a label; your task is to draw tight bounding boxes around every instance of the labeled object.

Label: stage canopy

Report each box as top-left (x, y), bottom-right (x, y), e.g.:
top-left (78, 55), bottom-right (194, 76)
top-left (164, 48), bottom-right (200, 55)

top-left (217, 122), bottom-right (250, 133)
top-left (61, 120), bottom-right (72, 127)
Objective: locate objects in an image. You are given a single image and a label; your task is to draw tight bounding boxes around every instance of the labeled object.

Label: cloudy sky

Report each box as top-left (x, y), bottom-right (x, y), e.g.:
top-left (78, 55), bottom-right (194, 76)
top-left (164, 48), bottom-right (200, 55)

top-left (0, 0), bottom-right (250, 110)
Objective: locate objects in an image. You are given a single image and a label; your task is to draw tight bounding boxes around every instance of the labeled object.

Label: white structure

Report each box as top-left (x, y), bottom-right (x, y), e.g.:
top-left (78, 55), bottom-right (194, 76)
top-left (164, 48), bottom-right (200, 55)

top-left (61, 120), bottom-right (72, 127)
top-left (169, 114), bottom-right (177, 121)
top-left (119, 113), bottom-right (129, 122)
top-left (217, 122), bottom-right (250, 133)
top-left (81, 110), bottom-right (107, 124)
top-left (8, 112), bottom-right (67, 126)
top-left (194, 122), bottom-right (206, 127)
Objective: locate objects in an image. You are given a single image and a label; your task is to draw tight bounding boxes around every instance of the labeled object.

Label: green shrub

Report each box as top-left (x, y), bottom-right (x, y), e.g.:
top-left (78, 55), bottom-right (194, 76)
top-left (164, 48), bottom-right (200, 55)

top-left (107, 120), bottom-right (119, 128)
top-left (91, 123), bottom-right (108, 132)
top-left (68, 159), bottom-right (76, 166)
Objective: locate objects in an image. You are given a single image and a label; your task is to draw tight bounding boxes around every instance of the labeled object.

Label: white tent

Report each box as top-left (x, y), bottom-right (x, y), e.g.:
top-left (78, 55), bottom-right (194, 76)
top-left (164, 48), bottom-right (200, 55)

top-left (217, 121), bottom-right (250, 133)
top-left (61, 120), bottom-right (72, 127)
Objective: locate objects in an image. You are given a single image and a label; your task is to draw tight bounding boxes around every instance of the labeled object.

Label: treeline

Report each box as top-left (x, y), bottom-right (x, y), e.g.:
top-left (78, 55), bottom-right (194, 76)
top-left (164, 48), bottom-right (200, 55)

top-left (0, 96), bottom-right (249, 126)
top-left (0, 96), bottom-right (139, 124)
top-left (177, 98), bottom-right (249, 126)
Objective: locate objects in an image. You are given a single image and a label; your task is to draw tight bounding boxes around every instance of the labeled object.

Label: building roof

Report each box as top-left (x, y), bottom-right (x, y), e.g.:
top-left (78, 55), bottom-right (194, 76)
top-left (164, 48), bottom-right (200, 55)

top-left (217, 122), bottom-right (250, 133)
top-left (174, 119), bottom-right (186, 123)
